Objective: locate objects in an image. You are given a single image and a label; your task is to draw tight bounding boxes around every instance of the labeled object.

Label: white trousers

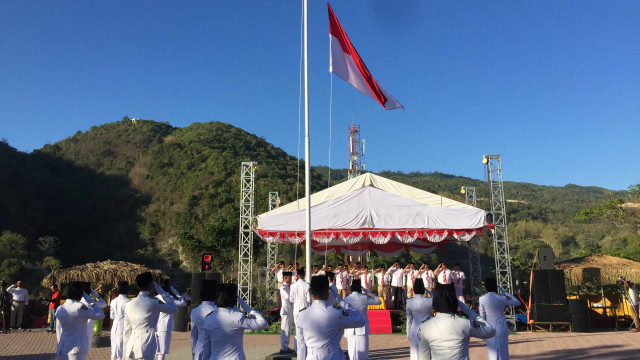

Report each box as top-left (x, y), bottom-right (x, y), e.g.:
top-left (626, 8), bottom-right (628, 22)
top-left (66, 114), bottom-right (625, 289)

top-left (280, 314), bottom-right (292, 350)
top-left (409, 336), bottom-right (420, 360)
top-left (346, 334), bottom-right (368, 360)
top-left (485, 335), bottom-right (509, 360)
top-left (111, 328), bottom-right (124, 359)
top-left (156, 330), bottom-right (171, 354)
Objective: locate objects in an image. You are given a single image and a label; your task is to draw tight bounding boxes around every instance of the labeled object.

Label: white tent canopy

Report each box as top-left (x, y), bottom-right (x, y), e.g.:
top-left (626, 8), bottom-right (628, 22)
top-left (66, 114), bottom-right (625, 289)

top-left (254, 173), bottom-right (490, 256)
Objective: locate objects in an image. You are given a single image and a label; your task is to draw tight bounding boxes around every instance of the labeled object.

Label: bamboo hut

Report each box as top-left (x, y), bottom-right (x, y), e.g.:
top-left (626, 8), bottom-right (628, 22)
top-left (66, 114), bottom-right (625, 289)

top-left (557, 254), bottom-right (640, 287)
top-left (41, 260), bottom-right (167, 288)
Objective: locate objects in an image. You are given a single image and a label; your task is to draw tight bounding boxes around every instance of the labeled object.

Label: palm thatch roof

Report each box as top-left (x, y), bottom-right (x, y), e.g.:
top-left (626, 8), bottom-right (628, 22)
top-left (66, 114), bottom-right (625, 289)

top-left (41, 260), bottom-right (167, 287)
top-left (556, 254), bottom-right (640, 286)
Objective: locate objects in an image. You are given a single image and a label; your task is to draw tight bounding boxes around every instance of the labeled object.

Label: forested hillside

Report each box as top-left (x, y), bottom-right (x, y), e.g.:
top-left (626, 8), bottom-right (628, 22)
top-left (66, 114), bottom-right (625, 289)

top-left (0, 118), bottom-right (637, 291)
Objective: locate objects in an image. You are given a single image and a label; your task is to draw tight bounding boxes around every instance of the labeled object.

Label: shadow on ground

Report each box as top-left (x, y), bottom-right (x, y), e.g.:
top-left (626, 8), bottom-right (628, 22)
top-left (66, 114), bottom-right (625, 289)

top-left (512, 344), bottom-right (635, 360)
top-left (369, 347), bottom-right (411, 360)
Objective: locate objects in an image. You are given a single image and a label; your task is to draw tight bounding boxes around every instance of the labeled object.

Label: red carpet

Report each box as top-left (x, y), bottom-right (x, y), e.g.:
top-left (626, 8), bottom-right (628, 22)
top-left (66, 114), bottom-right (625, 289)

top-left (368, 310), bottom-right (392, 333)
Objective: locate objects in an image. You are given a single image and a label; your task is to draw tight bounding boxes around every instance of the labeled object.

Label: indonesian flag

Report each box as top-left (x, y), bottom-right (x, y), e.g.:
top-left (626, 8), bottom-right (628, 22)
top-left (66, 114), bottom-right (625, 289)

top-left (328, 4), bottom-right (404, 110)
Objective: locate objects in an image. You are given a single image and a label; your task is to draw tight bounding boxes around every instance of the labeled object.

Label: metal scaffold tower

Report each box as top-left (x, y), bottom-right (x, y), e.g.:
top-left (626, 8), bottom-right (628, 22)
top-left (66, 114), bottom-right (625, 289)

top-left (484, 155), bottom-right (516, 327)
top-left (462, 186), bottom-right (482, 308)
top-left (266, 191), bottom-right (280, 297)
top-left (347, 124), bottom-right (365, 179)
top-left (237, 162), bottom-right (256, 304)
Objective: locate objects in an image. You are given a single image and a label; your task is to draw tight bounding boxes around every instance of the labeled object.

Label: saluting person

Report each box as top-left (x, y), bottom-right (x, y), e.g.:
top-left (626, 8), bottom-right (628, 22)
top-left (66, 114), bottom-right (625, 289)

top-left (479, 278), bottom-right (521, 360)
top-left (155, 280), bottom-right (187, 360)
top-left (55, 282), bottom-right (105, 360)
top-left (203, 284), bottom-right (269, 359)
top-left (343, 279), bottom-right (382, 360)
top-left (123, 272), bottom-right (178, 360)
top-left (190, 279), bottom-right (218, 360)
top-left (419, 283), bottom-right (495, 360)
top-left (110, 281), bottom-right (130, 360)
top-left (405, 279), bottom-right (433, 360)
top-left (279, 272), bottom-right (295, 354)
top-left (451, 264), bottom-right (466, 305)
top-left (81, 282), bottom-right (107, 352)
top-left (290, 268), bottom-right (311, 353)
top-left (296, 275), bottom-right (366, 360)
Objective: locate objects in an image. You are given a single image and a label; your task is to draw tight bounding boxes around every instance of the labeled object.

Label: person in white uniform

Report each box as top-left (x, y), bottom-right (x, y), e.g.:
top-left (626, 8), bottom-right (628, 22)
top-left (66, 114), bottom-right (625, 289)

top-left (479, 278), bottom-right (521, 360)
top-left (451, 264), bottom-right (466, 305)
top-left (359, 267), bottom-right (373, 292)
top-left (405, 264), bottom-right (418, 299)
top-left (81, 282), bottom-right (107, 352)
top-left (110, 281), bottom-right (130, 360)
top-left (123, 272), bottom-right (178, 360)
top-left (279, 271), bottom-right (295, 354)
top-left (290, 268), bottom-right (311, 353)
top-left (7, 280), bottom-right (28, 330)
top-left (203, 283), bottom-right (269, 359)
top-left (373, 265), bottom-right (391, 308)
top-left (434, 262), bottom-right (452, 285)
top-left (55, 282), bottom-right (105, 360)
top-left (343, 279), bottom-right (382, 360)
top-left (406, 279), bottom-right (433, 360)
top-left (388, 262), bottom-right (405, 309)
top-left (296, 275), bottom-right (366, 360)
top-left (419, 264), bottom-right (435, 294)
top-left (190, 279), bottom-right (218, 360)
top-left (155, 280), bottom-right (187, 360)
top-left (419, 283), bottom-right (495, 360)
top-left (327, 271), bottom-right (339, 306)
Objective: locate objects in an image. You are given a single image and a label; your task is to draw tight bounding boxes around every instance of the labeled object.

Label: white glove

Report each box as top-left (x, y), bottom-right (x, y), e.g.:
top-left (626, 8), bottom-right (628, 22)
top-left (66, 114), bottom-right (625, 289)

top-left (153, 282), bottom-right (166, 295)
top-left (236, 295), bottom-right (252, 312)
top-left (170, 286), bottom-right (180, 297)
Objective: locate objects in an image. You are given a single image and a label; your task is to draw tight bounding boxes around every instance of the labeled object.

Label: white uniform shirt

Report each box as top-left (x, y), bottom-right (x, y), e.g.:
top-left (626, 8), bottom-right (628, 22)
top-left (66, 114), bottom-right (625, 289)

top-left (629, 284), bottom-right (639, 306)
top-left (203, 307), bottom-right (268, 360)
top-left (7, 285), bottom-right (28, 304)
top-left (327, 283), bottom-right (338, 305)
top-left (419, 312), bottom-right (496, 360)
top-left (55, 300), bottom-right (104, 356)
top-left (274, 267), bottom-right (284, 283)
top-left (406, 270), bottom-right (419, 287)
top-left (296, 300), bottom-right (366, 360)
top-left (436, 269), bottom-right (453, 284)
top-left (406, 294), bottom-right (433, 340)
top-left (360, 273), bottom-right (373, 291)
top-left (390, 267), bottom-right (405, 287)
top-left (82, 294), bottom-right (107, 351)
top-left (375, 272), bottom-right (391, 287)
top-left (123, 291), bottom-right (177, 360)
top-left (421, 270), bottom-right (435, 289)
top-left (335, 270), bottom-right (348, 290)
top-left (343, 292), bottom-right (382, 335)
top-left (109, 294), bottom-right (129, 358)
top-left (479, 292), bottom-right (521, 337)
top-left (190, 301), bottom-right (217, 360)
top-left (290, 279), bottom-right (311, 317)
top-left (156, 294), bottom-right (187, 332)
top-left (280, 283), bottom-right (293, 316)
top-left (452, 271), bottom-right (466, 294)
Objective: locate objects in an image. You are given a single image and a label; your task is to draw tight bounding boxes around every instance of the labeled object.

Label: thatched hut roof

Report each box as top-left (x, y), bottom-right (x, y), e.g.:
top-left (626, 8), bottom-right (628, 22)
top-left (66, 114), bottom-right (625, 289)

top-left (556, 254), bottom-right (640, 286)
top-left (41, 260), bottom-right (167, 287)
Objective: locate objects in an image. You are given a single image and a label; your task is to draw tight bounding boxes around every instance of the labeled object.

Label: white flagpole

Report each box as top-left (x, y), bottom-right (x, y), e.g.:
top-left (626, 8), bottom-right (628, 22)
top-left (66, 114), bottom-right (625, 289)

top-left (304, 0), bottom-right (312, 283)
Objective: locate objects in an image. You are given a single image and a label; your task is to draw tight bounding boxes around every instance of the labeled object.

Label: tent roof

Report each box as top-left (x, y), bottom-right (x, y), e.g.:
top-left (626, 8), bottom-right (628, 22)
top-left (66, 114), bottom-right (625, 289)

top-left (255, 173), bottom-right (490, 256)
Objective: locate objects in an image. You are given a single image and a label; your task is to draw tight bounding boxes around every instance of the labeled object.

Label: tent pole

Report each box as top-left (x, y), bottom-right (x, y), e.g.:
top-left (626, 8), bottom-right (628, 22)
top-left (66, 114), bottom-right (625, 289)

top-left (303, 0), bottom-right (312, 282)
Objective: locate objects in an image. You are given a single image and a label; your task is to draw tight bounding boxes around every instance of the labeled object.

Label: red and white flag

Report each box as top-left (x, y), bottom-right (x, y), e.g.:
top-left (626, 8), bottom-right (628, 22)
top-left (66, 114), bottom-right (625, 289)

top-left (328, 4), bottom-right (404, 110)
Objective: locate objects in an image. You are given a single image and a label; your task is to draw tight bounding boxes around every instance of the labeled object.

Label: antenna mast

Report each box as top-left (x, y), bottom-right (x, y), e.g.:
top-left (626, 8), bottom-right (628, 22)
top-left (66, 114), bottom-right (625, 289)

top-left (347, 124), bottom-right (365, 179)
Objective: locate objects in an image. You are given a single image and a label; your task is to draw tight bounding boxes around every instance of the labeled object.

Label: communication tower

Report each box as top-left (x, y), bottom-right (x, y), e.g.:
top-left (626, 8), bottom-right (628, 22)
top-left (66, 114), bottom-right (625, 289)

top-left (266, 192), bottom-right (280, 298)
top-left (237, 162), bottom-right (256, 304)
top-left (347, 124), bottom-right (365, 179)
top-left (483, 155), bottom-right (515, 327)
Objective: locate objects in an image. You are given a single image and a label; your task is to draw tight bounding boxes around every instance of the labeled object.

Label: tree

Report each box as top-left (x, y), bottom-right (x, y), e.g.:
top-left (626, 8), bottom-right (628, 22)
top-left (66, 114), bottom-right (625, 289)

top-left (0, 231), bottom-right (28, 262)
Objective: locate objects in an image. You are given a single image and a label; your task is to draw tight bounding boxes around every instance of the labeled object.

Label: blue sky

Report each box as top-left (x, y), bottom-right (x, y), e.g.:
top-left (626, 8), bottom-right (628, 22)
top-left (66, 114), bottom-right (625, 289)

top-left (1, 1), bottom-right (638, 190)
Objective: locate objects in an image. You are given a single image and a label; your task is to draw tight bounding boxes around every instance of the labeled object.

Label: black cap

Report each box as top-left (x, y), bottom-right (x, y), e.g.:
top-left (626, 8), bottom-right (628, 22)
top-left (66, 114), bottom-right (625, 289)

top-left (217, 283), bottom-right (237, 295)
top-left (350, 279), bottom-right (362, 293)
top-left (283, 271), bottom-right (293, 277)
top-left (117, 281), bottom-right (129, 295)
top-left (432, 283), bottom-right (458, 313)
top-left (201, 279), bottom-right (218, 301)
top-left (310, 275), bottom-right (329, 289)
top-left (136, 272), bottom-right (154, 289)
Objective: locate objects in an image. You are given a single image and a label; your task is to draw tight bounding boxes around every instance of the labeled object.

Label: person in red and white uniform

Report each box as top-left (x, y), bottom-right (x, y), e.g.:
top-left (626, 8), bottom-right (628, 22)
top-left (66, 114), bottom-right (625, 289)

top-left (388, 262), bottom-right (405, 309)
top-left (335, 265), bottom-right (350, 299)
top-left (434, 262), bottom-right (452, 285)
top-left (373, 265), bottom-right (391, 308)
top-left (359, 266), bottom-right (373, 292)
top-left (419, 264), bottom-right (435, 294)
top-left (405, 264), bottom-right (418, 299)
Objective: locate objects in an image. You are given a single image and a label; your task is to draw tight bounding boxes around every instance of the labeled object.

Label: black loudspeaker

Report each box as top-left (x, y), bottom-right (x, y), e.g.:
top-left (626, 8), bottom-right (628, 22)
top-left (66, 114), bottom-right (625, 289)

top-left (173, 305), bottom-right (188, 332)
top-left (532, 270), bottom-right (550, 303)
top-left (191, 272), bottom-right (205, 306)
top-left (538, 248), bottom-right (555, 270)
top-left (532, 303), bottom-right (570, 322)
top-left (548, 270), bottom-right (567, 303)
top-left (569, 299), bottom-right (591, 332)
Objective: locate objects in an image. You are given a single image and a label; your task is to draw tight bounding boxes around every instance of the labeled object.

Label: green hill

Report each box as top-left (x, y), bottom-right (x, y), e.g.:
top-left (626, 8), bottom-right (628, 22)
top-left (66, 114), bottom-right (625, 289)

top-left (0, 118), bottom-right (636, 289)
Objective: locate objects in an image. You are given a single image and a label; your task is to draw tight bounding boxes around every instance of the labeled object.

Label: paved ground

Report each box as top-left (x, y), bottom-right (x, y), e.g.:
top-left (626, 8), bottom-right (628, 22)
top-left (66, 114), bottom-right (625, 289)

top-left (0, 329), bottom-right (638, 359)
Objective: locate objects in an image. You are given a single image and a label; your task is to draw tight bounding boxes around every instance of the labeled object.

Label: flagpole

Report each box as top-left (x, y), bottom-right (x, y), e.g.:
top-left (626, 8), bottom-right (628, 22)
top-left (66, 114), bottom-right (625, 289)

top-left (303, 0), bottom-right (312, 283)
